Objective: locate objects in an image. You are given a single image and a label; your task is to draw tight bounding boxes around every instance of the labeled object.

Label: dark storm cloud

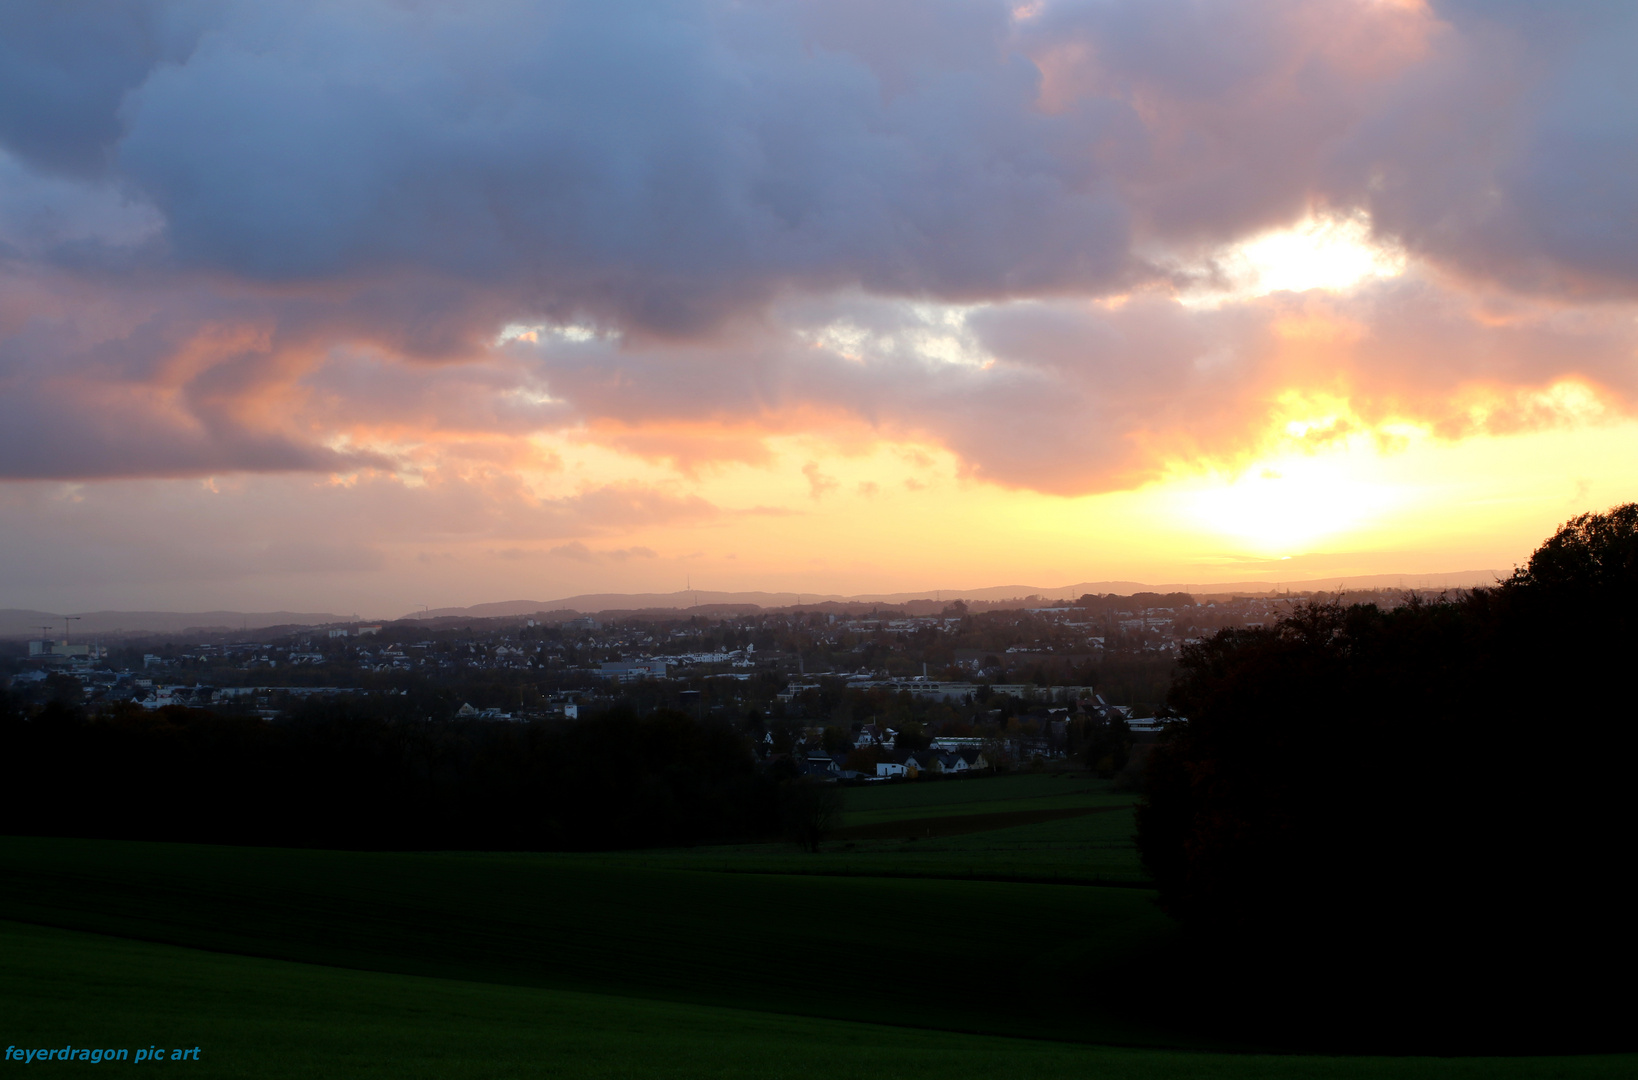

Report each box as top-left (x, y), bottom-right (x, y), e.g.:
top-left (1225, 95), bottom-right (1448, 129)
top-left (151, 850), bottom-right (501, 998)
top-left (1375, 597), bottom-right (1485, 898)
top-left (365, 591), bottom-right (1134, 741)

top-left (1332, 2), bottom-right (1638, 296)
top-left (98, 0), bottom-right (1133, 333)
top-left (0, 1), bottom-right (216, 178)
top-left (10, 1), bottom-right (1638, 311)
top-left (2, 0), bottom-right (1637, 487)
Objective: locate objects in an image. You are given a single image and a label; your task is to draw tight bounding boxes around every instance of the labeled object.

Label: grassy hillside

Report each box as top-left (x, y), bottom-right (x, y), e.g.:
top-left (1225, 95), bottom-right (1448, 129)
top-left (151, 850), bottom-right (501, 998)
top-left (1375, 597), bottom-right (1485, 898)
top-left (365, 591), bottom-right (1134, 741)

top-left (0, 834), bottom-right (1182, 1048)
top-left (619, 806), bottom-right (1147, 884)
top-left (5, 773), bottom-right (1625, 1070)
top-left (6, 920), bottom-right (1632, 1080)
top-left (621, 772), bottom-right (1147, 884)
top-left (840, 773), bottom-right (1128, 826)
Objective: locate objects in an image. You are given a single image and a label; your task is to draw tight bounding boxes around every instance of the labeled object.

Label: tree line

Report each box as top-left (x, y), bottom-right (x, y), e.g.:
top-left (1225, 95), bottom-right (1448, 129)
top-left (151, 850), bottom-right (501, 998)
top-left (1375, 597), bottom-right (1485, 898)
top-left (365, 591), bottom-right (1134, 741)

top-left (1136, 504), bottom-right (1638, 1052)
top-left (0, 696), bottom-right (786, 851)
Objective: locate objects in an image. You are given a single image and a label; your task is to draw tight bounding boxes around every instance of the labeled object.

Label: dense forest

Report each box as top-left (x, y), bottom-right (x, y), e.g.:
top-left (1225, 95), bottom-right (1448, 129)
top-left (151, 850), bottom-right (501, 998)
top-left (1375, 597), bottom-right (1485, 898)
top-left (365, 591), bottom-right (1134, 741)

top-left (0, 697), bottom-right (780, 851)
top-left (1138, 504), bottom-right (1638, 1050)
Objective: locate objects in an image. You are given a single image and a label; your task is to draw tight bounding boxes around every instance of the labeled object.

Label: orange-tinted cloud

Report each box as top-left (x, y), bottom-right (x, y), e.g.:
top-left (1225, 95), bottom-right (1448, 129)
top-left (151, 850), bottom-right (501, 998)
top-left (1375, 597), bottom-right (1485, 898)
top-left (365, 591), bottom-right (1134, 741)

top-left (4, 0), bottom-right (1638, 615)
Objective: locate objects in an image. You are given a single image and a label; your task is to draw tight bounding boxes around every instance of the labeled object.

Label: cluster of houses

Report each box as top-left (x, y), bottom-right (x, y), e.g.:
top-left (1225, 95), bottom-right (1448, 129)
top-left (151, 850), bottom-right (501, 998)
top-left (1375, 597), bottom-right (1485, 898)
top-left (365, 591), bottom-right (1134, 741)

top-left (798, 744), bottom-right (991, 781)
top-left (780, 722), bottom-right (995, 781)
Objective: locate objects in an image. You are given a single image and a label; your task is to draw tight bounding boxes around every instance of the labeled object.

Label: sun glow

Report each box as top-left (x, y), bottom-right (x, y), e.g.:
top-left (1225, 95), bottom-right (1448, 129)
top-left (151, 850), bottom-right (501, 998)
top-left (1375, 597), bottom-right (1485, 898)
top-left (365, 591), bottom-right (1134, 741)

top-left (1184, 211), bottom-right (1408, 306)
top-left (1174, 450), bottom-right (1405, 555)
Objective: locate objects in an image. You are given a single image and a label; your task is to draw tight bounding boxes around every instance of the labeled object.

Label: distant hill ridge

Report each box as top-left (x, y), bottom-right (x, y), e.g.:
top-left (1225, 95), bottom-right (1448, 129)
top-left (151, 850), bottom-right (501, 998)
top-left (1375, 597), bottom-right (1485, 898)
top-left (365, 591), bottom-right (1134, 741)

top-left (0, 608), bottom-right (353, 639)
top-left (0, 570), bottom-right (1501, 637)
top-left (410, 571), bottom-right (1501, 621)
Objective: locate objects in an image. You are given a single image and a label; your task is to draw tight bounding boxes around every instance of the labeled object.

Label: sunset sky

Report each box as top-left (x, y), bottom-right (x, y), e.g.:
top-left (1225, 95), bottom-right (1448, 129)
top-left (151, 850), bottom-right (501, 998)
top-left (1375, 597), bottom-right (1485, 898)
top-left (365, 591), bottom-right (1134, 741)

top-left (3, 0), bottom-right (1636, 617)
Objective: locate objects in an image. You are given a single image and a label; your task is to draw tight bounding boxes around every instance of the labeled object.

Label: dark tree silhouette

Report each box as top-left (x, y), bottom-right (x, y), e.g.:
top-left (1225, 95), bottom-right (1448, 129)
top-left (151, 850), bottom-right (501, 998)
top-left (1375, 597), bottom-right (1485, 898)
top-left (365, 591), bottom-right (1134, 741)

top-left (1080, 713), bottom-right (1131, 777)
top-left (778, 778), bottom-right (843, 853)
top-left (1135, 504), bottom-right (1638, 1053)
top-left (0, 701), bottom-right (780, 853)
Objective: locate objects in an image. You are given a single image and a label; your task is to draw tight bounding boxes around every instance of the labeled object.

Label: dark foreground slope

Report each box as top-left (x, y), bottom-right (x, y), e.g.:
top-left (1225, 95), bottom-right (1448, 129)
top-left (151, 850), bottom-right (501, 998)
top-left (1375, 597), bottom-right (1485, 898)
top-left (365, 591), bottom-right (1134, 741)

top-left (0, 835), bottom-right (1186, 1049)
top-left (9, 920), bottom-right (1631, 1080)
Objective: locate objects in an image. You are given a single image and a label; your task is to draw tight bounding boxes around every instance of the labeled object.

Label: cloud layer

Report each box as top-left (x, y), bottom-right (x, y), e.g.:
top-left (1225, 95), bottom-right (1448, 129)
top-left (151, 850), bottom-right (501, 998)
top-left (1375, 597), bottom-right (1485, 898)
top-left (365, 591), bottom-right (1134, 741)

top-left (3, 0), bottom-right (1637, 504)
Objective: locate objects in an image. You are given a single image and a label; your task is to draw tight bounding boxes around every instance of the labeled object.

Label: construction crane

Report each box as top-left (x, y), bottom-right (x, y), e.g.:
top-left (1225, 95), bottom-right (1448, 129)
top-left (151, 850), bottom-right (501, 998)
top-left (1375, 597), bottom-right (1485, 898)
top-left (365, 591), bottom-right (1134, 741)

top-left (62, 615), bottom-right (81, 645)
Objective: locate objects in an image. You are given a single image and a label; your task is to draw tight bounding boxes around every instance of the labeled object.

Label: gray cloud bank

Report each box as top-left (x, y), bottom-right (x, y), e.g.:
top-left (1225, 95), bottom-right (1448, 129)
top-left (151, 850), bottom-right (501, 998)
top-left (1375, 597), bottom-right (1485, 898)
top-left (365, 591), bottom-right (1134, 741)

top-left (2, 0), bottom-right (1637, 487)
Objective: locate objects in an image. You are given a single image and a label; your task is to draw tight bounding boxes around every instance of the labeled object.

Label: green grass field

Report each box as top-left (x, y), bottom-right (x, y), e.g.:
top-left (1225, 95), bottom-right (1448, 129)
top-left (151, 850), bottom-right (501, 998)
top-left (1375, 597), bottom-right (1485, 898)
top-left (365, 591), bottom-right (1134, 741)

top-left (619, 804), bottom-right (1147, 884)
top-left (4, 772), bottom-right (1631, 1076)
top-left (0, 834), bottom-right (1178, 1046)
top-left (840, 772), bottom-right (1130, 826)
top-left (613, 772), bottom-right (1146, 883)
top-left (6, 921), bottom-right (1632, 1080)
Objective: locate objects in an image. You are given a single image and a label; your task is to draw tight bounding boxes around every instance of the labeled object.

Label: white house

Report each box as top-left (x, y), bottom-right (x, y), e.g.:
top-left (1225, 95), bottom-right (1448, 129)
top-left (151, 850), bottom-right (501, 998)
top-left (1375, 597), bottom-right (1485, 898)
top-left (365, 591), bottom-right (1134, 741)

top-left (600, 660), bottom-right (668, 682)
top-left (901, 750), bottom-right (943, 776)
